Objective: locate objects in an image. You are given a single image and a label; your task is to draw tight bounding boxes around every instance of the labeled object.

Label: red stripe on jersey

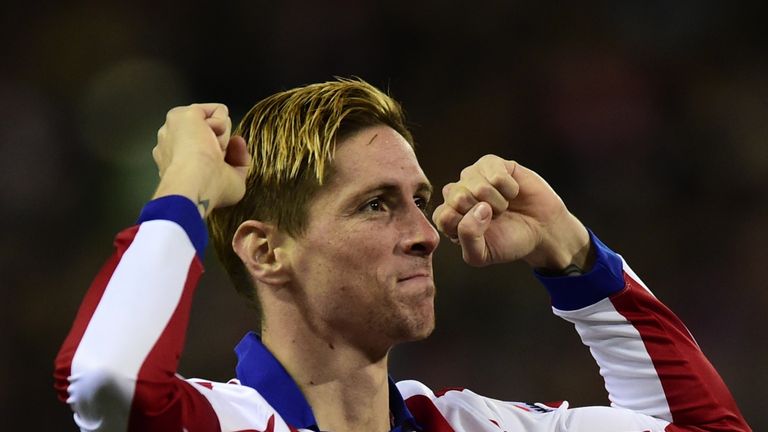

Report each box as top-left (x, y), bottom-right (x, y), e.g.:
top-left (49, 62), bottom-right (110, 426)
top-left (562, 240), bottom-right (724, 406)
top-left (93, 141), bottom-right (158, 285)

top-left (54, 226), bottom-right (140, 402)
top-left (126, 257), bottom-right (219, 432)
top-left (233, 414), bottom-right (275, 432)
top-left (435, 387), bottom-right (465, 397)
top-left (611, 273), bottom-right (750, 432)
top-left (405, 395), bottom-right (456, 432)
top-left (196, 381), bottom-right (214, 390)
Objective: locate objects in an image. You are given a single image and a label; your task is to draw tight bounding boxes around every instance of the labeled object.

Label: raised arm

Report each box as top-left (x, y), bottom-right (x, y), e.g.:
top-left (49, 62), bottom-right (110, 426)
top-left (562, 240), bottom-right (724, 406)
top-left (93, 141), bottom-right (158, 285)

top-left (432, 155), bottom-right (750, 431)
top-left (54, 104), bottom-right (252, 431)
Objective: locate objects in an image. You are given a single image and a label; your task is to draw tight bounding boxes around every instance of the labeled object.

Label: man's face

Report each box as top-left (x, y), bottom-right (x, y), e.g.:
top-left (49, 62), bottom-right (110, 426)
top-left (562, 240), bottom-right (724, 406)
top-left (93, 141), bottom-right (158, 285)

top-left (287, 125), bottom-right (440, 355)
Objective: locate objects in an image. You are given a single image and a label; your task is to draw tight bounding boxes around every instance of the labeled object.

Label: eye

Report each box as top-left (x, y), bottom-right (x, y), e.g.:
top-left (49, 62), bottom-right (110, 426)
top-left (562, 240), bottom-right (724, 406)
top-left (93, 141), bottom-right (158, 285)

top-left (361, 197), bottom-right (386, 212)
top-left (414, 195), bottom-right (431, 213)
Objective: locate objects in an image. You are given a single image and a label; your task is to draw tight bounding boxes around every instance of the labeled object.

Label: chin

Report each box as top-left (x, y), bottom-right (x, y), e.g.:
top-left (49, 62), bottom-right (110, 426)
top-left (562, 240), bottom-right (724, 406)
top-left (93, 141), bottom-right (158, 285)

top-left (413, 296), bottom-right (436, 338)
top-left (384, 292), bottom-right (436, 344)
top-left (399, 311), bottom-right (436, 343)
top-left (412, 322), bottom-right (436, 341)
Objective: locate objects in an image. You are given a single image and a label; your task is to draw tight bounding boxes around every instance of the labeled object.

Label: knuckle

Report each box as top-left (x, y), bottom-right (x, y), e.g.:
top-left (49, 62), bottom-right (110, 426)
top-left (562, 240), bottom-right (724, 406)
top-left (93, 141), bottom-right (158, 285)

top-left (181, 106), bottom-right (202, 118)
top-left (446, 191), bottom-right (468, 209)
top-left (478, 154), bottom-right (497, 163)
top-left (166, 106), bottom-right (185, 119)
top-left (432, 213), bottom-right (446, 227)
top-left (431, 204), bottom-right (442, 219)
top-left (435, 212), bottom-right (459, 235)
top-left (460, 166), bottom-right (473, 179)
top-left (463, 253), bottom-right (479, 266)
top-left (472, 182), bottom-right (495, 200)
top-left (488, 173), bottom-right (509, 189)
top-left (441, 183), bottom-right (454, 197)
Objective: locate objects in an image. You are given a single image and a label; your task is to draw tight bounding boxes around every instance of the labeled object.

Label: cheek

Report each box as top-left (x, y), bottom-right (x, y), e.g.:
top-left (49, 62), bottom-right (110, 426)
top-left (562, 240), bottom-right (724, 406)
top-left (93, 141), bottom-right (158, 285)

top-left (301, 227), bottom-right (392, 287)
top-left (331, 231), bottom-right (391, 283)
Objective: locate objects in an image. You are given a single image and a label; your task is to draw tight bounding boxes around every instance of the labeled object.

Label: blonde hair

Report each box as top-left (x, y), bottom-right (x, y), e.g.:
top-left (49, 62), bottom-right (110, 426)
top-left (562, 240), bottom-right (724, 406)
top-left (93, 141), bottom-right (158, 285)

top-left (208, 78), bottom-right (413, 318)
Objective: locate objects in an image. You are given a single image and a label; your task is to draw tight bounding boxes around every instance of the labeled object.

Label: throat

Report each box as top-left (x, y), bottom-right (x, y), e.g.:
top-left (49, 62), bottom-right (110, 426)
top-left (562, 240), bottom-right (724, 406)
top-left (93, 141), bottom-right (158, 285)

top-left (300, 363), bottom-right (392, 432)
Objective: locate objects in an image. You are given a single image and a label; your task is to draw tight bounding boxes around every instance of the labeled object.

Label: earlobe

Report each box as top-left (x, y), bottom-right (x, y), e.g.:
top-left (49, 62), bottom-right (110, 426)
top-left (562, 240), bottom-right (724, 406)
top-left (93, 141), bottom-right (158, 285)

top-left (232, 220), bottom-right (292, 285)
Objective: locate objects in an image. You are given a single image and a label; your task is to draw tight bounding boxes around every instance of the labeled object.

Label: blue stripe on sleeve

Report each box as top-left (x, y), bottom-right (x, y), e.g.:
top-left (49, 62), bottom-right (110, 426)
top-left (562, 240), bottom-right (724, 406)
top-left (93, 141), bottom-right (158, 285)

top-left (534, 230), bottom-right (626, 311)
top-left (137, 195), bottom-right (208, 259)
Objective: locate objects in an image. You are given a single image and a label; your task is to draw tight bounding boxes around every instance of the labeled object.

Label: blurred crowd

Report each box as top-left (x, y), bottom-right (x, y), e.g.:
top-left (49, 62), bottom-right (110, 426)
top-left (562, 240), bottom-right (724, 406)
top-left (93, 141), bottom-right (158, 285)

top-left (1, 1), bottom-right (765, 429)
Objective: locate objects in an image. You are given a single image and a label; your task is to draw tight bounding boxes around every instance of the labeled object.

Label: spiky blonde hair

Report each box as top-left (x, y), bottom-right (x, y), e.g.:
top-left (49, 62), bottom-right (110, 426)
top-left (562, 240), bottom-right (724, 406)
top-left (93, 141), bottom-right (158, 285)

top-left (208, 78), bottom-right (413, 317)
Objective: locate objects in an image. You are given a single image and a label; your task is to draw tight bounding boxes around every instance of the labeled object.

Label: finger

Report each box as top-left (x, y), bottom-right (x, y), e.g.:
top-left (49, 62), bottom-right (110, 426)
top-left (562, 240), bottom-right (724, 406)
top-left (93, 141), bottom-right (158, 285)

top-left (205, 116), bottom-right (229, 137)
top-left (219, 166), bottom-right (248, 208)
top-left (224, 115), bottom-right (232, 141)
top-left (505, 161), bottom-right (547, 195)
top-left (157, 124), bottom-right (167, 141)
top-left (206, 105), bottom-right (231, 147)
top-left (152, 145), bottom-right (161, 165)
top-left (219, 141), bottom-right (250, 207)
top-left (482, 169), bottom-right (519, 203)
top-left (432, 203), bottom-right (463, 241)
top-left (444, 183), bottom-right (479, 214)
top-left (471, 158), bottom-right (519, 202)
top-left (462, 176), bottom-right (509, 216)
top-left (457, 202), bottom-right (492, 266)
top-left (151, 146), bottom-right (163, 177)
top-left (191, 103), bottom-right (229, 119)
top-left (207, 115), bottom-right (234, 151)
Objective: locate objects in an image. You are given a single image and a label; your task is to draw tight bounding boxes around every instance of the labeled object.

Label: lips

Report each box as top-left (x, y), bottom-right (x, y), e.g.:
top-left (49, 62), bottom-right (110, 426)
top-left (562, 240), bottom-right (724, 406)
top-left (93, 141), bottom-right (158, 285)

top-left (397, 272), bottom-right (431, 282)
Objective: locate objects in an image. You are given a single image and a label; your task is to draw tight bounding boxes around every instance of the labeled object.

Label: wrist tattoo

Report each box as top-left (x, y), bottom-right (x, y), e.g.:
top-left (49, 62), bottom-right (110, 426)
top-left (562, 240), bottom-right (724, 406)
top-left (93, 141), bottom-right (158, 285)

top-left (537, 263), bottom-right (584, 277)
top-left (198, 197), bottom-right (210, 213)
top-left (561, 263), bottom-right (583, 276)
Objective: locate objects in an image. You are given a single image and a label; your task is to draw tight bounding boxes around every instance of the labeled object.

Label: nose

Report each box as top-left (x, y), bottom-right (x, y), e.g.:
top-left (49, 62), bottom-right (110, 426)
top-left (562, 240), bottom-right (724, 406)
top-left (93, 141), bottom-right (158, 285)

top-left (401, 203), bottom-right (440, 257)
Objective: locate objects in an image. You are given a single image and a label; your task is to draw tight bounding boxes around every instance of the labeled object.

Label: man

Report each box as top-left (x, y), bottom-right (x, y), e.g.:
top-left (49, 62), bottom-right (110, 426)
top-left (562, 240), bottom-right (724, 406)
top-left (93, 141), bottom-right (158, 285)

top-left (55, 78), bottom-right (750, 431)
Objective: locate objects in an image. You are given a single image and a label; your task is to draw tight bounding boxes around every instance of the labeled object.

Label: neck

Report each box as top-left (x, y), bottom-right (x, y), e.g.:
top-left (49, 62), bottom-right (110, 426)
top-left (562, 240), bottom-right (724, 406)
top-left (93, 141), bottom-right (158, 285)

top-left (262, 311), bottom-right (393, 432)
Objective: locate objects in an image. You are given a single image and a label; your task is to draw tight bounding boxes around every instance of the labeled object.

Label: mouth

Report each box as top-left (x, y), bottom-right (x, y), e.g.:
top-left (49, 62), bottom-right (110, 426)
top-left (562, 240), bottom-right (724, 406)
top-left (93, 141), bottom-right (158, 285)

top-left (397, 272), bottom-right (431, 283)
top-left (396, 271), bottom-right (435, 297)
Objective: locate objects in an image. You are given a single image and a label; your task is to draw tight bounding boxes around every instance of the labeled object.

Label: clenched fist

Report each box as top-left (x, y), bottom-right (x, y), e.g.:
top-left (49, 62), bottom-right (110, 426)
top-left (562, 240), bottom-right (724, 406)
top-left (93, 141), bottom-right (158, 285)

top-left (152, 103), bottom-right (251, 217)
top-left (432, 155), bottom-right (592, 271)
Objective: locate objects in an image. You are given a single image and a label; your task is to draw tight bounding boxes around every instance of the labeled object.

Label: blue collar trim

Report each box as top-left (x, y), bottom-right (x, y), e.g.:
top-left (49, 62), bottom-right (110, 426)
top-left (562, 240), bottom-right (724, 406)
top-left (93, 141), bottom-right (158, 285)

top-left (234, 331), bottom-right (420, 431)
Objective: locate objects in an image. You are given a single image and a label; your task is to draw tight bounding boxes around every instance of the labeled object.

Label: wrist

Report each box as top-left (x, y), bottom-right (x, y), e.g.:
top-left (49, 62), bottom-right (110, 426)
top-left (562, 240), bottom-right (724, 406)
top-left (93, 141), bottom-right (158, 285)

top-left (153, 164), bottom-right (216, 218)
top-left (524, 213), bottom-right (593, 272)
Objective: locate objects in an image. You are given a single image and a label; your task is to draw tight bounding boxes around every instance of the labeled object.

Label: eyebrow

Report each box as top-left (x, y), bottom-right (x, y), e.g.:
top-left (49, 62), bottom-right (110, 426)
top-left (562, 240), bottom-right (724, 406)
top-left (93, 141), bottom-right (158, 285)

top-left (348, 180), bottom-right (434, 204)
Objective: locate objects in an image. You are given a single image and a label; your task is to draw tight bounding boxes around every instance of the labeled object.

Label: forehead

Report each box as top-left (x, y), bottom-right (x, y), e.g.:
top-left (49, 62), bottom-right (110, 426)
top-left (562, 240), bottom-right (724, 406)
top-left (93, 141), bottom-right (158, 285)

top-left (320, 125), bottom-right (430, 198)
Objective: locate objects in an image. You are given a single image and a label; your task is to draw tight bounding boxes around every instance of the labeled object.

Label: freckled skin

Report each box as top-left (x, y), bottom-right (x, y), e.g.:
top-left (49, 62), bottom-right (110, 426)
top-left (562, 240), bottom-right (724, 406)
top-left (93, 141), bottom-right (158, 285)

top-left (288, 125), bottom-right (440, 357)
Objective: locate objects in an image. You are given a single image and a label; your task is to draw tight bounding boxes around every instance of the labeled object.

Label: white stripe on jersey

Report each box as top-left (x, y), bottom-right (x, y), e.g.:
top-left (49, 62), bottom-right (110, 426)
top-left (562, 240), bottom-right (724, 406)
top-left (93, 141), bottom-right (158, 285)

top-left (553, 267), bottom-right (673, 422)
top-left (69, 220), bottom-right (196, 432)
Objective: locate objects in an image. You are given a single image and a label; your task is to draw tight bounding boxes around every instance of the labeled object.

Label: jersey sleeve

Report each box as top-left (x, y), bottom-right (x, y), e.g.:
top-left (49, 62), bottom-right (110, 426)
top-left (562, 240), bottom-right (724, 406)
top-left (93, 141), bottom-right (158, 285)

top-left (52, 196), bottom-right (283, 432)
top-left (536, 231), bottom-right (751, 431)
top-left (398, 380), bottom-right (671, 431)
top-left (398, 232), bottom-right (750, 432)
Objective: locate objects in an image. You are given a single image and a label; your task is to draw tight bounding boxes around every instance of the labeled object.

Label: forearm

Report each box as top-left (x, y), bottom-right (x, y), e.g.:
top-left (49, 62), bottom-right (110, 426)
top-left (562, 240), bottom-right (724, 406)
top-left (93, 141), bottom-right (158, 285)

top-left (54, 196), bottom-right (211, 430)
top-left (153, 164), bottom-right (220, 218)
top-left (537, 232), bottom-right (750, 431)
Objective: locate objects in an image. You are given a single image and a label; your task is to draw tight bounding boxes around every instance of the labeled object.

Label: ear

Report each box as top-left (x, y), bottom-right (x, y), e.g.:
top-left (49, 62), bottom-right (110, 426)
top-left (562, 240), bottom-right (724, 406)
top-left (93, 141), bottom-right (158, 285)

top-left (232, 220), bottom-right (292, 286)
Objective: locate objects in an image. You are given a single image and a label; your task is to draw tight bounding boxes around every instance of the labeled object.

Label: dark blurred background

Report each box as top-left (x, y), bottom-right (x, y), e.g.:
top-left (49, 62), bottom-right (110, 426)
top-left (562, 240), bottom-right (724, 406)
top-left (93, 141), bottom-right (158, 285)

top-left (2, 1), bottom-right (765, 429)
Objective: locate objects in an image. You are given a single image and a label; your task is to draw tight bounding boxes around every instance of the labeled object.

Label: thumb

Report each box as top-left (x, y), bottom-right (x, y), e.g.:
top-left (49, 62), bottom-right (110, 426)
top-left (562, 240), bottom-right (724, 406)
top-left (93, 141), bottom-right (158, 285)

top-left (224, 135), bottom-right (251, 169)
top-left (457, 202), bottom-right (492, 266)
top-left (217, 136), bottom-right (251, 208)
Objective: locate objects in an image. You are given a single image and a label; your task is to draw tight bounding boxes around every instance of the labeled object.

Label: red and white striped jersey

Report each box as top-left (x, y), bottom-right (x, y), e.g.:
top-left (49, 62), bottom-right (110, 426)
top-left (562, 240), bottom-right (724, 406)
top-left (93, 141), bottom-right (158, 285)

top-left (54, 196), bottom-right (750, 431)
